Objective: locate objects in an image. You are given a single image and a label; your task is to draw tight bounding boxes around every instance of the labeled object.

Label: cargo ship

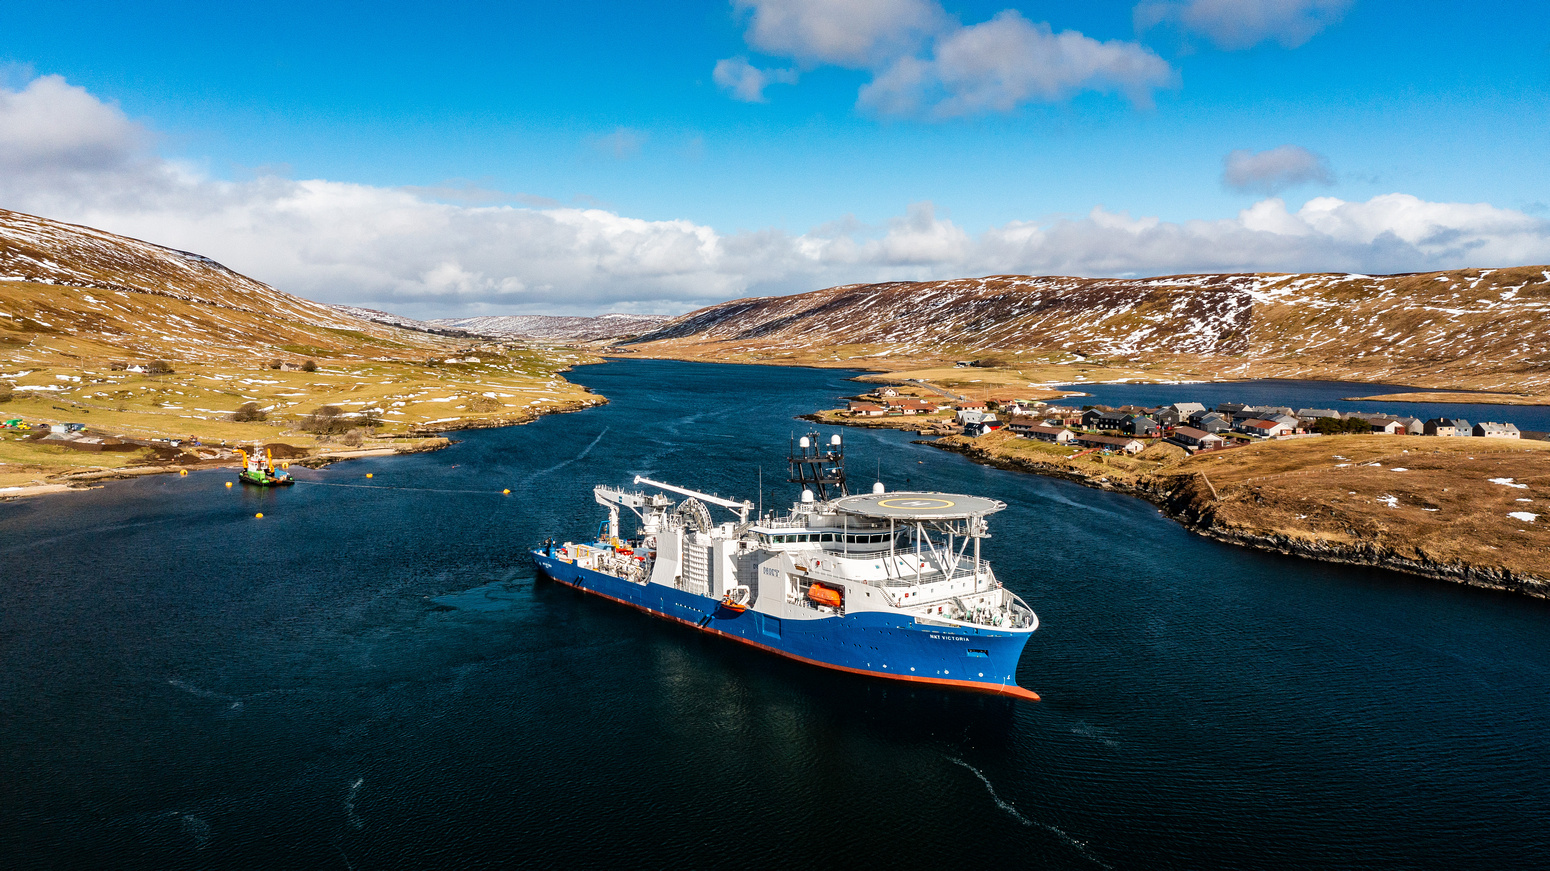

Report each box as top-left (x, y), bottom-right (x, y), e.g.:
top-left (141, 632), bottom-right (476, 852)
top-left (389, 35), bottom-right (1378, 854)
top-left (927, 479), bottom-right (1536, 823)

top-left (531, 432), bottom-right (1040, 699)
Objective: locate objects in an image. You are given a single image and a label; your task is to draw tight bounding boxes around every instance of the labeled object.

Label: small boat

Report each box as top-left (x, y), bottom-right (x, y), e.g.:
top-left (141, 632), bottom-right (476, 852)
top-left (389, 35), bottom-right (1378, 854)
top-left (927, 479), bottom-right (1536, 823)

top-left (236, 447), bottom-right (294, 487)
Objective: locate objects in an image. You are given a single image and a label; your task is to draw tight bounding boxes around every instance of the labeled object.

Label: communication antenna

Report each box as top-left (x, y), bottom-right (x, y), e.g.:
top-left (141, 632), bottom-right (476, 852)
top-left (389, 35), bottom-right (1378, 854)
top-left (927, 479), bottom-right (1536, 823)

top-left (787, 430), bottom-right (848, 500)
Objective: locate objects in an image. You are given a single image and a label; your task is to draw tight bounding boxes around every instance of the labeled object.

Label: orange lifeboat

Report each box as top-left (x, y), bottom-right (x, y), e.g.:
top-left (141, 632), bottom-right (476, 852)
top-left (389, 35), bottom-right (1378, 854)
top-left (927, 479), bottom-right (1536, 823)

top-left (806, 583), bottom-right (843, 608)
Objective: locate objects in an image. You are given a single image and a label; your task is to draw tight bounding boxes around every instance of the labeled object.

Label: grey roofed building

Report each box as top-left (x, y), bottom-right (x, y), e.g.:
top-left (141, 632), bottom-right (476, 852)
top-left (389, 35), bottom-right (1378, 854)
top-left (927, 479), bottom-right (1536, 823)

top-left (1215, 402), bottom-right (1247, 417)
top-left (1396, 416), bottom-right (1425, 435)
top-left (1124, 414), bottom-right (1162, 437)
top-left (1083, 409), bottom-right (1132, 431)
top-left (1473, 422), bottom-right (1520, 438)
top-left (1193, 412), bottom-right (1233, 433)
top-left (1008, 420), bottom-right (1075, 443)
top-left (1169, 426), bottom-right (1225, 449)
top-left (1244, 405), bottom-right (1294, 419)
top-left (1170, 402), bottom-right (1206, 417)
top-left (1296, 408), bottom-right (1342, 421)
top-left (1073, 433), bottom-right (1145, 454)
top-left (1423, 417), bottom-right (1473, 436)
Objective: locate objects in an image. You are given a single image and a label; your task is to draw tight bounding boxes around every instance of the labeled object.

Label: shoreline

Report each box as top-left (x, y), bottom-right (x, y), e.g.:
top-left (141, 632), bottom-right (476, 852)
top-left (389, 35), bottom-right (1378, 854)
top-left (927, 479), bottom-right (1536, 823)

top-left (0, 397), bottom-right (608, 501)
top-left (925, 436), bottom-right (1549, 600)
top-left (0, 439), bottom-right (452, 501)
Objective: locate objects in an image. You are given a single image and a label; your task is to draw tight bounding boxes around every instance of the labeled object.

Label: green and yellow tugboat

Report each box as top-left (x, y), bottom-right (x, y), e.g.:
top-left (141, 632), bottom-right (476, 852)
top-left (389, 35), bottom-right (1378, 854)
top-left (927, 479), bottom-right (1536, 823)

top-left (237, 447), bottom-right (295, 487)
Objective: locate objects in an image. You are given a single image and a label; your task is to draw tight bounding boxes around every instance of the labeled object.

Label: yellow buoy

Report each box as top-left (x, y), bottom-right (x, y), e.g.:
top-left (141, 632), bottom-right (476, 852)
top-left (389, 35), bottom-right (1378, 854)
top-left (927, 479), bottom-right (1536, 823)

top-left (179, 469), bottom-right (188, 476)
top-left (366, 473), bottom-right (373, 478)
top-left (255, 512), bottom-right (264, 518)
top-left (503, 488), bottom-right (511, 495)
top-left (225, 481), bottom-right (233, 489)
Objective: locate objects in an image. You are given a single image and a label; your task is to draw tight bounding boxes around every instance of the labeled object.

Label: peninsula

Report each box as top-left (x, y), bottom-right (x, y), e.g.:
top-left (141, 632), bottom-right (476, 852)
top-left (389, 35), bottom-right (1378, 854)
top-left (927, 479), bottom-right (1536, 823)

top-left (0, 208), bottom-right (600, 495)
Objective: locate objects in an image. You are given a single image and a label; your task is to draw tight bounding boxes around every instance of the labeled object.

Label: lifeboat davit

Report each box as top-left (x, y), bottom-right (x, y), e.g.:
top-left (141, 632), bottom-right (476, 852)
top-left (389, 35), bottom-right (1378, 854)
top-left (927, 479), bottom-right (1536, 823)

top-left (806, 583), bottom-right (843, 608)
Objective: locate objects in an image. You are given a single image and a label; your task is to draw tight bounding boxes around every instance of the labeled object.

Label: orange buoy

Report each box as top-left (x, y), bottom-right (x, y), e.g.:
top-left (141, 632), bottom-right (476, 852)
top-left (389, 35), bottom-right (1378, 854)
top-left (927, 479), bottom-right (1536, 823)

top-left (225, 482), bottom-right (233, 488)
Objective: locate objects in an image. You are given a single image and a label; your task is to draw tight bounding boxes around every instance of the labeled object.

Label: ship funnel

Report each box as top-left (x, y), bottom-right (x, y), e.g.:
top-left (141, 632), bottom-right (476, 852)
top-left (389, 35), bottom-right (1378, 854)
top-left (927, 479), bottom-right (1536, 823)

top-left (830, 434), bottom-right (841, 446)
top-left (872, 481), bottom-right (885, 494)
top-left (801, 489), bottom-right (815, 504)
top-left (799, 436), bottom-right (810, 449)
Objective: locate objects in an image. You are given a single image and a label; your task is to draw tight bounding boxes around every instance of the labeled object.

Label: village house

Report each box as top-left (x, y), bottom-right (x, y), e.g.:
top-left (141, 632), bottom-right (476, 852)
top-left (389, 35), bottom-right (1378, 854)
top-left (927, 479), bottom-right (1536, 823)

top-left (1007, 420), bottom-right (1075, 443)
top-left (1152, 407), bottom-right (1184, 427)
top-left (1424, 417), bottom-right (1472, 437)
top-left (1169, 401), bottom-right (1206, 419)
top-left (954, 400), bottom-right (988, 412)
top-left (1296, 408), bottom-right (1342, 424)
top-left (1396, 416), bottom-right (1425, 435)
top-left (1474, 422), bottom-right (1520, 438)
top-left (1237, 418), bottom-right (1295, 438)
top-left (1168, 425), bottom-right (1225, 451)
top-left (957, 409), bottom-right (998, 428)
top-left (1082, 409), bottom-right (1132, 432)
top-left (848, 401), bottom-right (886, 417)
top-left (891, 397), bottom-right (936, 415)
top-left (1190, 411), bottom-right (1233, 433)
top-left (876, 386), bottom-right (900, 398)
top-left (1214, 402), bottom-right (1248, 419)
top-left (1074, 433), bottom-right (1145, 454)
top-left (1124, 414), bottom-right (1163, 437)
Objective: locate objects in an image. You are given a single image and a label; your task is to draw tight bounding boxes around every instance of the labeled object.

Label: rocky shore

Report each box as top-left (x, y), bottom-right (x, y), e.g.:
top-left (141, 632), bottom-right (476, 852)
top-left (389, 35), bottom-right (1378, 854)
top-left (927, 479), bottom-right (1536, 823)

top-left (923, 430), bottom-right (1550, 600)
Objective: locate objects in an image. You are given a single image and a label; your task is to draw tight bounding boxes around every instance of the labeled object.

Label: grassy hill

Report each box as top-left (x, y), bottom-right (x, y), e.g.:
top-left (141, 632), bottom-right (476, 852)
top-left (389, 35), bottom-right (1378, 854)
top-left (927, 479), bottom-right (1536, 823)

top-left (0, 208), bottom-right (599, 489)
top-left (627, 268), bottom-right (1550, 395)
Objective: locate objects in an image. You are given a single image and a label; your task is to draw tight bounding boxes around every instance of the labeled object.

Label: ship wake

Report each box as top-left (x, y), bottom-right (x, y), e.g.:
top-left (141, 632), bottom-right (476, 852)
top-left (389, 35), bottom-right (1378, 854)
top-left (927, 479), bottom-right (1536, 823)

top-left (948, 757), bottom-right (1112, 870)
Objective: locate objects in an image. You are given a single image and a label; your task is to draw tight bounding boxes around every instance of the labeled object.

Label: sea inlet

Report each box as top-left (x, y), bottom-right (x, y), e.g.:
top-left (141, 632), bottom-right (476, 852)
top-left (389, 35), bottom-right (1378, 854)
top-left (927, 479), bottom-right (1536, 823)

top-left (2, 359), bottom-right (1547, 869)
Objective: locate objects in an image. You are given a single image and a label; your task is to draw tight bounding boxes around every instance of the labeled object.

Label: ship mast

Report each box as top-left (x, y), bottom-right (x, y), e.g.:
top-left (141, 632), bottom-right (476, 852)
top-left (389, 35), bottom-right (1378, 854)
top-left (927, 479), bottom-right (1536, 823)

top-left (787, 431), bottom-right (847, 501)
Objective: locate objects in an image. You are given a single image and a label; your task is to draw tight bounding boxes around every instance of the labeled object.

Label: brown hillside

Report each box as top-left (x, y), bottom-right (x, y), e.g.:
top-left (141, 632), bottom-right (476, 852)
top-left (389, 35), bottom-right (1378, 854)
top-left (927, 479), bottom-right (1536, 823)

top-left (630, 269), bottom-right (1550, 391)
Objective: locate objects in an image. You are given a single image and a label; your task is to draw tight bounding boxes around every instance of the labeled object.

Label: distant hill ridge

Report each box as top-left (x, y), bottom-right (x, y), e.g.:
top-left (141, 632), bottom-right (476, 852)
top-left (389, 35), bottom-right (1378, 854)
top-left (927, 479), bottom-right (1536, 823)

top-left (630, 268), bottom-right (1550, 392)
top-left (428, 313), bottom-right (670, 341)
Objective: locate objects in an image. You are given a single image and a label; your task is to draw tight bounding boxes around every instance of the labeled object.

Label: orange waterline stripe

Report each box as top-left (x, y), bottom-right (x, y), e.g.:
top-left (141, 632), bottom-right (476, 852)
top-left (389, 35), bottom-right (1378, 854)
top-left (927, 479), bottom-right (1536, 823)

top-left (542, 567), bottom-right (1039, 702)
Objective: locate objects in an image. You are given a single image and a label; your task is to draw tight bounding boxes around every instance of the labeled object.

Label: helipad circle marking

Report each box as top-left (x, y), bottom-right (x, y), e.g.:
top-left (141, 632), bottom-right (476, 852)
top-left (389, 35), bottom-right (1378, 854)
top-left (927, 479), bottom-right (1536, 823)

top-left (875, 497), bottom-right (956, 510)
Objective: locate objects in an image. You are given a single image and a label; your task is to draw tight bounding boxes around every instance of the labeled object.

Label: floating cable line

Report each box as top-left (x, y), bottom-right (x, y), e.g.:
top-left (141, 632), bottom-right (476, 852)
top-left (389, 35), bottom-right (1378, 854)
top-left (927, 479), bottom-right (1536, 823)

top-left (292, 480), bottom-right (510, 496)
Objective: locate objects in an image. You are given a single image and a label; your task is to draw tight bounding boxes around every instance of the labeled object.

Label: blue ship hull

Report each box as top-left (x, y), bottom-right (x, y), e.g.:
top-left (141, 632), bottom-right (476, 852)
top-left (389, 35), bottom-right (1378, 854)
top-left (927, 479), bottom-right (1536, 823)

top-left (532, 549), bottom-right (1038, 700)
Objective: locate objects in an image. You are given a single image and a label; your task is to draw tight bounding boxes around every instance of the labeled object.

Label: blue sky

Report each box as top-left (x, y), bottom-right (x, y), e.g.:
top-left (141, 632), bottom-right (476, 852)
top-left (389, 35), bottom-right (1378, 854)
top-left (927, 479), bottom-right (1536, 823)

top-left (1, 1), bottom-right (1548, 316)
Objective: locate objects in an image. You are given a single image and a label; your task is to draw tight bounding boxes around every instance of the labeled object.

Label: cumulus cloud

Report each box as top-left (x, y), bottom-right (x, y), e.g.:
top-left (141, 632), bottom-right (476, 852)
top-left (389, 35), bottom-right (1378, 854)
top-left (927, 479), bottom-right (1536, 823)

top-left (735, 0), bottom-right (944, 68)
top-left (1223, 145), bottom-right (1335, 194)
top-left (2, 74), bottom-right (1546, 319)
top-left (1135, 0), bottom-right (1353, 50)
top-left (712, 57), bottom-right (800, 102)
top-left (861, 11), bottom-right (1176, 117)
top-left (0, 74), bottom-right (153, 179)
top-left (723, 0), bottom-right (1173, 116)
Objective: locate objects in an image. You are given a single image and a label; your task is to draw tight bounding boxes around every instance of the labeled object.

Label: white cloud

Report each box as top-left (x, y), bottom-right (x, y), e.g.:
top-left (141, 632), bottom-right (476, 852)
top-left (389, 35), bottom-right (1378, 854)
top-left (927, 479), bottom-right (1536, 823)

top-left (589, 127), bottom-right (647, 160)
top-left (1135, 0), bottom-right (1353, 50)
top-left (861, 11), bottom-right (1176, 117)
top-left (712, 57), bottom-right (799, 103)
top-left (1223, 145), bottom-right (1335, 194)
top-left (0, 74), bottom-right (153, 179)
top-left (727, 0), bottom-right (1173, 117)
top-left (735, 0), bottom-right (945, 68)
top-left (2, 74), bottom-right (1546, 319)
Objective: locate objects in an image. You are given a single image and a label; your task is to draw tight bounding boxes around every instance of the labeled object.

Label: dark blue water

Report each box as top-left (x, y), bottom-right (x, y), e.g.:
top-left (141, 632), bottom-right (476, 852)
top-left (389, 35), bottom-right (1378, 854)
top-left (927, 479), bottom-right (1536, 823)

top-left (3, 360), bottom-right (1549, 869)
top-left (1066, 379), bottom-right (1550, 432)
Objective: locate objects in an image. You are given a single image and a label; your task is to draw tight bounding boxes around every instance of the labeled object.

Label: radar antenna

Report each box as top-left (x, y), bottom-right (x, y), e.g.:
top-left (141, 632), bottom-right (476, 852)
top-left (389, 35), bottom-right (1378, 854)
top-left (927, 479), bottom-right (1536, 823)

top-left (788, 431), bottom-right (848, 501)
